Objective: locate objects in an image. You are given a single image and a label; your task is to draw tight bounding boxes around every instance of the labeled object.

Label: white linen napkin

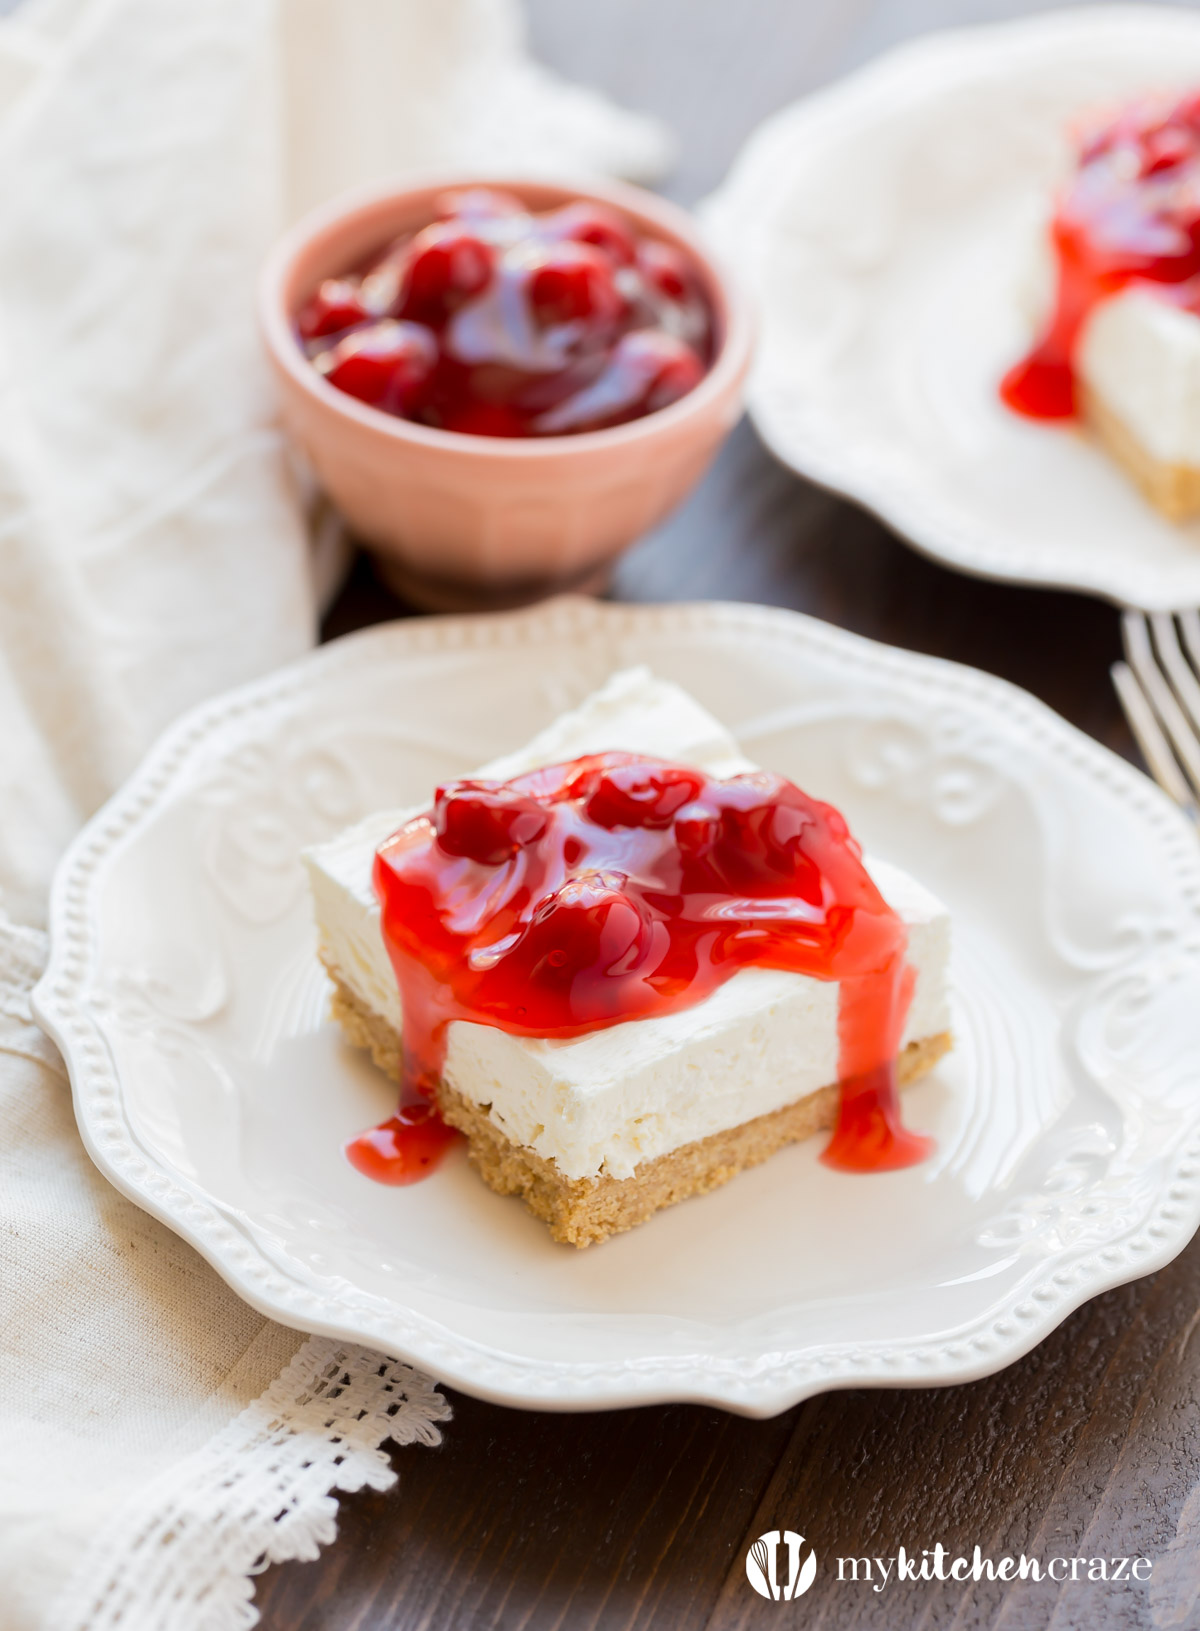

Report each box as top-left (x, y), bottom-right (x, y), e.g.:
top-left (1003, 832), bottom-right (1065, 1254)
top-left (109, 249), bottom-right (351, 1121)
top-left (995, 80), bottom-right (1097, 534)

top-left (0, 2), bottom-right (668, 1625)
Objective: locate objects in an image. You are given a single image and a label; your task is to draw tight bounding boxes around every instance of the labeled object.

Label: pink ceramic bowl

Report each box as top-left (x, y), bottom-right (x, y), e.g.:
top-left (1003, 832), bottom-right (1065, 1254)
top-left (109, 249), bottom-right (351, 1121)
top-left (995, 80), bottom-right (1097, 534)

top-left (259, 175), bottom-right (752, 610)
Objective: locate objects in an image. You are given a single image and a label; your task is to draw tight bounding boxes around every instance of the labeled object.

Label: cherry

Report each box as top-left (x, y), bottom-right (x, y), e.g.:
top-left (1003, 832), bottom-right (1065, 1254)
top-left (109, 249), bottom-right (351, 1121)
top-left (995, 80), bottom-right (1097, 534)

top-left (673, 800), bottom-right (721, 862)
top-left (399, 223), bottom-right (493, 319)
top-left (639, 332), bottom-right (706, 412)
top-left (525, 871), bottom-right (659, 988)
top-left (543, 201), bottom-right (636, 265)
top-left (533, 330), bottom-right (704, 433)
top-left (1174, 92), bottom-right (1200, 133)
top-left (610, 330), bottom-right (704, 407)
top-left (1142, 126), bottom-right (1194, 177)
top-left (1079, 130), bottom-right (1112, 165)
top-left (637, 239), bottom-right (692, 303)
top-left (716, 773), bottom-right (801, 847)
top-left (434, 781), bottom-right (548, 864)
top-left (314, 320), bottom-right (436, 411)
top-left (298, 278), bottom-right (369, 340)
top-left (715, 775), bottom-right (823, 896)
top-left (560, 753), bottom-right (630, 798)
top-left (527, 243), bottom-right (627, 329)
top-left (435, 401), bottom-right (527, 438)
top-left (358, 246), bottom-right (410, 318)
top-left (584, 763), bottom-right (705, 829)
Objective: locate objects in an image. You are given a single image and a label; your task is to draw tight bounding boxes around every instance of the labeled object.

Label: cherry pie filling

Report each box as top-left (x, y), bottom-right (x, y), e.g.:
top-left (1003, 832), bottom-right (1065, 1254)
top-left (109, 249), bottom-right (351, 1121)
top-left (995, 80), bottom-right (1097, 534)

top-left (348, 754), bottom-right (934, 1184)
top-left (297, 187), bottom-right (714, 438)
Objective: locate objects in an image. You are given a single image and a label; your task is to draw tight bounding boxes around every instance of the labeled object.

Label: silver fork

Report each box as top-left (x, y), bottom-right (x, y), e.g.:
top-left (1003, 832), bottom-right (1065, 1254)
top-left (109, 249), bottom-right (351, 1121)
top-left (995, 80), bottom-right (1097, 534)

top-left (1112, 610), bottom-right (1200, 825)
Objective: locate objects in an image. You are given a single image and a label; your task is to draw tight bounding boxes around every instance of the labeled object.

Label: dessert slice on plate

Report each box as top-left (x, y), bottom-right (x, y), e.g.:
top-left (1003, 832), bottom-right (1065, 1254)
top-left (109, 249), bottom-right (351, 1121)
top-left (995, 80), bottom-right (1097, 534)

top-left (1003, 89), bottom-right (1200, 520)
top-left (304, 669), bottom-right (952, 1246)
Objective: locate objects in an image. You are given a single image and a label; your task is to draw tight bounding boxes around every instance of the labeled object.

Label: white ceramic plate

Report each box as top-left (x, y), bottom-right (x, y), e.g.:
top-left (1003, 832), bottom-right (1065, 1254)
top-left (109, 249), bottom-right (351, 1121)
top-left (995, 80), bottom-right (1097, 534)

top-left (702, 6), bottom-right (1200, 611)
top-left (33, 599), bottom-right (1200, 1415)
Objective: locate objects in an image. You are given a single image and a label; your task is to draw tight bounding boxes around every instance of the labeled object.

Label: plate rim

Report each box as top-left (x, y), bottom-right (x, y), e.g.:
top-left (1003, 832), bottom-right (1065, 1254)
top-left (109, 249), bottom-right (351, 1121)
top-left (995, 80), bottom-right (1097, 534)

top-left (32, 596), bottom-right (1200, 1415)
top-left (700, 3), bottom-right (1200, 613)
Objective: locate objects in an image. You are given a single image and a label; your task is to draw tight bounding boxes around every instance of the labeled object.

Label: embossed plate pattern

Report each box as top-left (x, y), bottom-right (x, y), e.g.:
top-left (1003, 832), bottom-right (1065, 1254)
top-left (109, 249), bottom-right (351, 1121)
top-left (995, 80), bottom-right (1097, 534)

top-left (33, 599), bottom-right (1200, 1415)
top-left (702, 7), bottom-right (1200, 611)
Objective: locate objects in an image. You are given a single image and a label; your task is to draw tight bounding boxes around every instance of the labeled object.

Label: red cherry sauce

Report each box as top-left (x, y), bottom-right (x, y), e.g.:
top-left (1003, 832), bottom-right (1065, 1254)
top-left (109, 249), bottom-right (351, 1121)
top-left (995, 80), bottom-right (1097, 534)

top-left (346, 755), bottom-right (933, 1183)
top-left (1002, 91), bottom-right (1200, 419)
top-left (298, 187), bottom-right (713, 437)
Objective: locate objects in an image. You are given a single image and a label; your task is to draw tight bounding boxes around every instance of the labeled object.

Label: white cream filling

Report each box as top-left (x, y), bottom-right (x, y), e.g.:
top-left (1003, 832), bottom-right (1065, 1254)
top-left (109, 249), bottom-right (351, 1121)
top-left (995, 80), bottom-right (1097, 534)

top-left (304, 668), bottom-right (952, 1181)
top-left (1081, 291), bottom-right (1200, 468)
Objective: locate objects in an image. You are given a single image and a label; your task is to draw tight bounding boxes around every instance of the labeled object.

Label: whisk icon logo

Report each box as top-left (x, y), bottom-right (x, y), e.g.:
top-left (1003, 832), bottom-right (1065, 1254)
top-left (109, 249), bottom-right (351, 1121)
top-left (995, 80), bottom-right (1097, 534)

top-left (746, 1530), bottom-right (818, 1600)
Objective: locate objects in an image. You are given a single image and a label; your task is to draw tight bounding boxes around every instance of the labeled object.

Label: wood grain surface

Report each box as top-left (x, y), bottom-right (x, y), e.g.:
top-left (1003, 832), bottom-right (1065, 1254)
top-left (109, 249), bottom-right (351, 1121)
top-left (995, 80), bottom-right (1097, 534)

top-left (255, 3), bottom-right (1200, 1625)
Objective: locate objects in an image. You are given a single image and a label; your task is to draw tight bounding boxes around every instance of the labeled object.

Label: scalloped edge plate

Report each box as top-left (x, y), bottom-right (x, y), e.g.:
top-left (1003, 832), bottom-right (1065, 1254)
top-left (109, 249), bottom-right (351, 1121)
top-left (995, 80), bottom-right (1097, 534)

top-left (32, 599), bottom-right (1200, 1414)
top-left (702, 6), bottom-right (1200, 611)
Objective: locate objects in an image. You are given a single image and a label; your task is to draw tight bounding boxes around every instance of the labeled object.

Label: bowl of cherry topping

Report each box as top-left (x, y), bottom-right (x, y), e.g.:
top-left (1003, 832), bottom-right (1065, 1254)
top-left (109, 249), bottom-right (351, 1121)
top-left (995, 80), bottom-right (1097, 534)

top-left (260, 176), bottom-right (752, 609)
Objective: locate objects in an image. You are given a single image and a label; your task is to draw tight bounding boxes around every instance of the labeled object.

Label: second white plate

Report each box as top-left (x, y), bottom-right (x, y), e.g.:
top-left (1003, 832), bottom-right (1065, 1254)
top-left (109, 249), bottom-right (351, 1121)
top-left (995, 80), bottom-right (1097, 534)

top-left (32, 598), bottom-right (1200, 1415)
top-left (703, 5), bottom-right (1200, 610)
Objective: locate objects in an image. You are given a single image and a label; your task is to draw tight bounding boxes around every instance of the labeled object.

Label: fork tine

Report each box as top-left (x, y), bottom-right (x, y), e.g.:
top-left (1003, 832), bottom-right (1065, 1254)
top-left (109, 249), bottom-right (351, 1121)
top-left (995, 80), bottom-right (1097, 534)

top-left (1150, 612), bottom-right (1200, 734)
top-left (1121, 611), bottom-right (1200, 800)
top-left (1112, 659), bottom-right (1199, 818)
top-left (1179, 607), bottom-right (1200, 676)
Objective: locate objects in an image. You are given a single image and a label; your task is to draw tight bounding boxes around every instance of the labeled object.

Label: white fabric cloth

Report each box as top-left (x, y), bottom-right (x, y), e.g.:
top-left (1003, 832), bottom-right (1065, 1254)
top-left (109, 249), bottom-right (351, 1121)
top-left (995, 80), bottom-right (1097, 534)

top-left (0, 3), bottom-right (668, 1625)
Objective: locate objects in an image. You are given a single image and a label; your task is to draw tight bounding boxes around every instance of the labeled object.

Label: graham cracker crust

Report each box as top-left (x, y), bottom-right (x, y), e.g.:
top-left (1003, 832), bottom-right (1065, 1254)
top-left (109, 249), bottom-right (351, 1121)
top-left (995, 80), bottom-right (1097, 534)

top-left (325, 960), bottom-right (952, 1248)
top-left (1083, 383), bottom-right (1200, 522)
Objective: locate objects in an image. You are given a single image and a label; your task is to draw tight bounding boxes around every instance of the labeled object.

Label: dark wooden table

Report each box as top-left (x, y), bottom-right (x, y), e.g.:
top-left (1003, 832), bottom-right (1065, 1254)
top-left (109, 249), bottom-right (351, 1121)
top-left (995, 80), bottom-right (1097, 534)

top-left (255, 4), bottom-right (1200, 1626)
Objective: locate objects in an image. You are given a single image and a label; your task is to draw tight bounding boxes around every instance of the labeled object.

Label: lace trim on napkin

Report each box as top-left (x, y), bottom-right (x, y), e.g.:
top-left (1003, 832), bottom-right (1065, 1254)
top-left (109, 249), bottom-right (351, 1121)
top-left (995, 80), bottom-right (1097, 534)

top-left (51, 1339), bottom-right (450, 1631)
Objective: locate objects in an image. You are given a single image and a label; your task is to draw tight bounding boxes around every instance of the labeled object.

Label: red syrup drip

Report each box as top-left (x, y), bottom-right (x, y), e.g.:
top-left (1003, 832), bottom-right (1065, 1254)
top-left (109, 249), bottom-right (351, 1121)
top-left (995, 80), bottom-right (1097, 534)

top-left (350, 754), bottom-right (934, 1183)
top-left (1001, 90), bottom-right (1200, 420)
top-left (296, 187), bottom-right (713, 437)
top-left (345, 1101), bottom-right (460, 1185)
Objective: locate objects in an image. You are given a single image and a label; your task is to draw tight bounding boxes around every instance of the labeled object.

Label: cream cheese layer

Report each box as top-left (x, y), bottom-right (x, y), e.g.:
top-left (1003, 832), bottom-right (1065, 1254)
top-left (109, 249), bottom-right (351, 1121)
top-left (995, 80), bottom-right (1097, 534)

top-left (1081, 290), bottom-right (1200, 468)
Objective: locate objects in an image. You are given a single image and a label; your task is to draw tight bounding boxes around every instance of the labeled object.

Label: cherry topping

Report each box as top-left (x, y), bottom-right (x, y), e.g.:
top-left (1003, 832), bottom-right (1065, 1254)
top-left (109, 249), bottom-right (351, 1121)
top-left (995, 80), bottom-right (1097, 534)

top-left (297, 192), bottom-right (714, 436)
top-left (533, 330), bottom-right (704, 433)
top-left (438, 401), bottom-right (529, 438)
top-left (672, 800), bottom-right (721, 861)
top-left (715, 775), bottom-right (824, 893)
top-left (365, 752), bottom-right (931, 1187)
top-left (522, 871), bottom-right (663, 1005)
top-left (435, 401), bottom-right (529, 438)
top-left (543, 201), bottom-right (637, 266)
top-left (400, 222), bottom-right (493, 319)
top-left (637, 239), bottom-right (692, 303)
top-left (642, 332), bottom-right (707, 411)
top-left (527, 243), bottom-right (627, 328)
top-left (298, 278), bottom-right (369, 340)
top-left (314, 320), bottom-right (436, 410)
top-left (1142, 125), bottom-right (1192, 177)
top-left (434, 781), bottom-right (549, 864)
top-left (582, 762), bottom-right (705, 829)
top-left (357, 246), bottom-right (410, 319)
